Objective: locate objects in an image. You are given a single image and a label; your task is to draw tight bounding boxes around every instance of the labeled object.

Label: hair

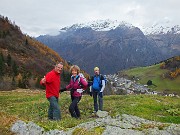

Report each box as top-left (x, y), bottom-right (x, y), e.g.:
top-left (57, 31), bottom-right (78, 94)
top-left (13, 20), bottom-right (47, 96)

top-left (70, 65), bottom-right (80, 74)
top-left (55, 62), bottom-right (63, 67)
top-left (94, 67), bottom-right (99, 71)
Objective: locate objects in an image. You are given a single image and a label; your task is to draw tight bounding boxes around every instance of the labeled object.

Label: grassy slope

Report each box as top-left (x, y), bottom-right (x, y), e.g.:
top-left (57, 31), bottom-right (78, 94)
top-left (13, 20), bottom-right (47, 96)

top-left (0, 90), bottom-right (180, 134)
top-left (121, 64), bottom-right (180, 94)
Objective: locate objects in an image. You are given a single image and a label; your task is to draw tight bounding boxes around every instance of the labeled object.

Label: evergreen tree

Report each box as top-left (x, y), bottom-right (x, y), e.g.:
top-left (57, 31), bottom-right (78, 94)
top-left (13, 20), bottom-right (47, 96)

top-left (21, 72), bottom-right (30, 88)
top-left (0, 31), bottom-right (2, 38)
top-left (18, 79), bottom-right (23, 88)
top-left (11, 76), bottom-right (16, 89)
top-left (0, 53), bottom-right (4, 76)
top-left (62, 70), bottom-right (70, 82)
top-left (35, 77), bottom-right (44, 89)
top-left (3, 31), bottom-right (6, 38)
top-left (12, 61), bottom-right (18, 76)
top-left (0, 52), bottom-right (4, 61)
top-left (25, 38), bottom-right (28, 45)
top-left (7, 53), bottom-right (11, 66)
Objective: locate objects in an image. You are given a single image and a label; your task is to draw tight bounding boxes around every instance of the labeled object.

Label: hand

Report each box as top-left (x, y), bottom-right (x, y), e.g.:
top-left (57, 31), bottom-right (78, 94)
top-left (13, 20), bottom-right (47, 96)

top-left (99, 92), bottom-right (103, 98)
top-left (60, 88), bottom-right (67, 93)
top-left (41, 76), bottom-right (46, 83)
top-left (89, 92), bottom-right (92, 97)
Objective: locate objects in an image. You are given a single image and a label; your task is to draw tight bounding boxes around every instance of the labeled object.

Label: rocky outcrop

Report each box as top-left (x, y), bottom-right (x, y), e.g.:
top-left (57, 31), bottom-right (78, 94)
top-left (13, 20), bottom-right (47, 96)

top-left (11, 112), bottom-right (180, 135)
top-left (11, 120), bottom-right (66, 135)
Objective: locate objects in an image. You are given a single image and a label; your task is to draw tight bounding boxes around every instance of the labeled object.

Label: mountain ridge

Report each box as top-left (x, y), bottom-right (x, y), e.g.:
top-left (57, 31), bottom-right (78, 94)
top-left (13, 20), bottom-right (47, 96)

top-left (37, 20), bottom-right (180, 74)
top-left (59, 19), bottom-right (180, 35)
top-left (60, 19), bottom-right (134, 32)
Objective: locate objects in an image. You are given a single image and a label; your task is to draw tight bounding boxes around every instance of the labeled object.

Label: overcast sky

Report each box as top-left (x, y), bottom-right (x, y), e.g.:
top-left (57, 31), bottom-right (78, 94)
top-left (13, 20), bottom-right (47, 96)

top-left (1, 0), bottom-right (180, 37)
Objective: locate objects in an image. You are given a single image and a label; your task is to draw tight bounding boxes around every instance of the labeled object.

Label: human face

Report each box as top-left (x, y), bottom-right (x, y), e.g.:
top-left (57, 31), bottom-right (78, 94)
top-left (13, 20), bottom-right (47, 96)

top-left (94, 69), bottom-right (99, 75)
top-left (55, 64), bottom-right (63, 73)
top-left (72, 68), bottom-right (78, 77)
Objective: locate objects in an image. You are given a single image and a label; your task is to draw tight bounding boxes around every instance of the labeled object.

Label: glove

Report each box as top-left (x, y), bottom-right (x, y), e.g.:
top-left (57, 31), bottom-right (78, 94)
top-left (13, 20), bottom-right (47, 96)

top-left (70, 88), bottom-right (76, 95)
top-left (60, 88), bottom-right (67, 93)
top-left (77, 89), bottom-right (83, 93)
top-left (89, 92), bottom-right (92, 97)
top-left (99, 92), bottom-right (103, 98)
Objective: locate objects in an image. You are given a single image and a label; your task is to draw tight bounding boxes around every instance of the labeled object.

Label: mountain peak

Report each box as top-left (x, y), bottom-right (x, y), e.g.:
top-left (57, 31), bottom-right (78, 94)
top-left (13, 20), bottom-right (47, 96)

top-left (60, 19), bottom-right (135, 32)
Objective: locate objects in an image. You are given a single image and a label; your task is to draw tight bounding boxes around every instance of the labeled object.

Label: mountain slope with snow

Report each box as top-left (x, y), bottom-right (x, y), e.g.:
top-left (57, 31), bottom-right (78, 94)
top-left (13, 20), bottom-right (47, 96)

top-left (37, 20), bottom-right (180, 74)
top-left (142, 24), bottom-right (180, 35)
top-left (60, 19), bottom-right (135, 32)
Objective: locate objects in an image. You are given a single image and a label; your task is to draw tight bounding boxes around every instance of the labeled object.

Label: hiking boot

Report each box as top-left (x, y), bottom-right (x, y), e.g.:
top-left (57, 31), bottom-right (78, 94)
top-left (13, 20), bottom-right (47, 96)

top-left (92, 111), bottom-right (97, 114)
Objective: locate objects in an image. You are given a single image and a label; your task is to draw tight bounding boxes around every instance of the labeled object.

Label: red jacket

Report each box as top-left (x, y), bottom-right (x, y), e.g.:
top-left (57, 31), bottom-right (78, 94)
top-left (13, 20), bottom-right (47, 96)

top-left (66, 75), bottom-right (88, 97)
top-left (40, 70), bottom-right (61, 98)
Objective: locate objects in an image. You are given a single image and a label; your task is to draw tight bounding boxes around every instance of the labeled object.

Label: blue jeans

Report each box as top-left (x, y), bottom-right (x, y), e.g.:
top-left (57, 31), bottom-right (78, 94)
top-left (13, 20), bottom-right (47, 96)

top-left (47, 96), bottom-right (61, 120)
top-left (92, 90), bottom-right (103, 112)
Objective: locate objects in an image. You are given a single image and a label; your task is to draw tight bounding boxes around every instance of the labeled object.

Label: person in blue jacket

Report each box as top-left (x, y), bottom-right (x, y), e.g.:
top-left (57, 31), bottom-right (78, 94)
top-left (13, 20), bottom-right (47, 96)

top-left (90, 67), bottom-right (105, 113)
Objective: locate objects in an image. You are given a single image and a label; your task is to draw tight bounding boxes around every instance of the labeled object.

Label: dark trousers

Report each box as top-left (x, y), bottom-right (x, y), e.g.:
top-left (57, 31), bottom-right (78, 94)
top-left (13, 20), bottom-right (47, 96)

top-left (92, 90), bottom-right (103, 112)
top-left (69, 96), bottom-right (81, 118)
top-left (47, 96), bottom-right (61, 120)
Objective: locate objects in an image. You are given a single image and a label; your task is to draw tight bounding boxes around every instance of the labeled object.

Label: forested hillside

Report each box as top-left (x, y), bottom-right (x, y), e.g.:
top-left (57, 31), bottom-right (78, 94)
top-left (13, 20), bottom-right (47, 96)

top-left (0, 15), bottom-right (73, 90)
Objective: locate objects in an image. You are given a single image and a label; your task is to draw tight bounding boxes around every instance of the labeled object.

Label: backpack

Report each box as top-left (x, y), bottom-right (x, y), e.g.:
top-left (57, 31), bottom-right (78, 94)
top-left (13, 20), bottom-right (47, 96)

top-left (78, 73), bottom-right (87, 89)
top-left (79, 73), bottom-right (87, 81)
top-left (103, 75), bottom-right (107, 85)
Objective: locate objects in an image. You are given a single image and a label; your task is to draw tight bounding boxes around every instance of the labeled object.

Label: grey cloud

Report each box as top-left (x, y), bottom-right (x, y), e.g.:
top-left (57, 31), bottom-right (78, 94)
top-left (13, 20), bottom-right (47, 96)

top-left (0, 0), bottom-right (179, 36)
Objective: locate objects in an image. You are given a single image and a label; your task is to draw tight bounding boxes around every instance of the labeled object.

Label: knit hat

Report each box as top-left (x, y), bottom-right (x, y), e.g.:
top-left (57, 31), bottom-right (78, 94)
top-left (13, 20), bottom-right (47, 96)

top-left (94, 67), bottom-right (99, 71)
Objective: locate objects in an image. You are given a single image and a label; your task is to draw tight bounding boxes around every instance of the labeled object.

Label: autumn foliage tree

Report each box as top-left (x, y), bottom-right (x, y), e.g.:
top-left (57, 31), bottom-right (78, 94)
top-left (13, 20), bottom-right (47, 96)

top-left (160, 56), bottom-right (180, 79)
top-left (170, 68), bottom-right (180, 79)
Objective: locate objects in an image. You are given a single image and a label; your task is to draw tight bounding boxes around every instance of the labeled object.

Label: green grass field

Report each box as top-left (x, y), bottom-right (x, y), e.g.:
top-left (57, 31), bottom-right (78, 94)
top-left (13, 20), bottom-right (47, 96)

top-left (121, 64), bottom-right (180, 94)
top-left (0, 90), bottom-right (180, 134)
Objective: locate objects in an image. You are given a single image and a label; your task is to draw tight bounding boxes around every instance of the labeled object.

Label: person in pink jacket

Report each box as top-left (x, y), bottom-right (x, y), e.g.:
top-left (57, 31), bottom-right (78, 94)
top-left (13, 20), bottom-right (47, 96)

top-left (60, 65), bottom-right (88, 119)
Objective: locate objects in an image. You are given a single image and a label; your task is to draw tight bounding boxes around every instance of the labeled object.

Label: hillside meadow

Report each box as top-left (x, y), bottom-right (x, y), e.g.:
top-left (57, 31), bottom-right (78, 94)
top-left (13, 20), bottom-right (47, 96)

top-left (120, 64), bottom-right (180, 95)
top-left (0, 89), bottom-right (180, 134)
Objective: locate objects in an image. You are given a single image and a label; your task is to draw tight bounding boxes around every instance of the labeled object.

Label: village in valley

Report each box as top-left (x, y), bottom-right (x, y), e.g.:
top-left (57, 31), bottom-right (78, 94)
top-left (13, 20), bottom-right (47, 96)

top-left (105, 74), bottom-right (178, 97)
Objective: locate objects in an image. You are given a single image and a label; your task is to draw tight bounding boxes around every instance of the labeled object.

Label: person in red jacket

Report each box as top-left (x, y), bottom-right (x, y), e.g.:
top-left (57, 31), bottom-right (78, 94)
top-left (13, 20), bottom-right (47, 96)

top-left (40, 62), bottom-right (63, 120)
top-left (61, 65), bottom-right (88, 119)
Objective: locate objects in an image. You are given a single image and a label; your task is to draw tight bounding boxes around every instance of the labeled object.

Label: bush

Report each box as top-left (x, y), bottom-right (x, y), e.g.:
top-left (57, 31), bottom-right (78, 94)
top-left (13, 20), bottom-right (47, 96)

top-left (147, 80), bottom-right (152, 86)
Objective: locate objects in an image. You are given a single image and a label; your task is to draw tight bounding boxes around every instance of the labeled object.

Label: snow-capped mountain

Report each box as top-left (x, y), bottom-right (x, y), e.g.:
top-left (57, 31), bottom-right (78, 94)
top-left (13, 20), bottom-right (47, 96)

top-left (142, 24), bottom-right (180, 35)
top-left (37, 19), bottom-right (180, 74)
top-left (61, 19), bottom-right (180, 36)
top-left (60, 19), bottom-right (135, 32)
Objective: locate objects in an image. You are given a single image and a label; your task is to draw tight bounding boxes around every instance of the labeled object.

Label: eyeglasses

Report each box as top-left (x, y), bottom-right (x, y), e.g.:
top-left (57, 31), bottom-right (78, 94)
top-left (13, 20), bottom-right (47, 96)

top-left (56, 66), bottom-right (63, 70)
